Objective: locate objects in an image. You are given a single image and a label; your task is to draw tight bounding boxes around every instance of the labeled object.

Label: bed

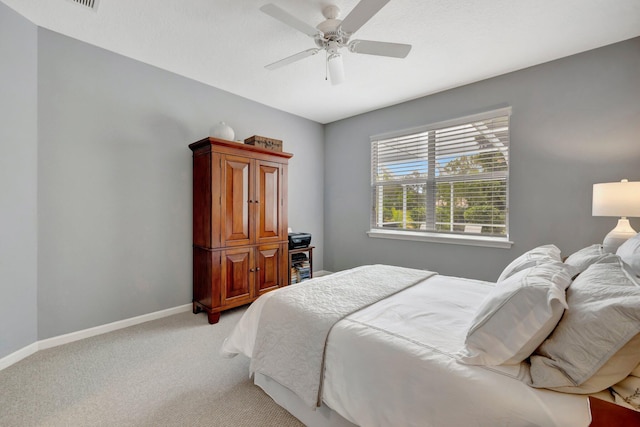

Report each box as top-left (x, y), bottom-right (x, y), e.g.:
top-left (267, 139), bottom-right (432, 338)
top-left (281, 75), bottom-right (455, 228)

top-left (221, 242), bottom-right (640, 427)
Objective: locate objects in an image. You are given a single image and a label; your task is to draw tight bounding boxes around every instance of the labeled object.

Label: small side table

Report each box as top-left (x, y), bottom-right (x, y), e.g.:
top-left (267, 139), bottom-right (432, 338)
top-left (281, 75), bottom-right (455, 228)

top-left (588, 396), bottom-right (640, 426)
top-left (288, 246), bottom-right (314, 285)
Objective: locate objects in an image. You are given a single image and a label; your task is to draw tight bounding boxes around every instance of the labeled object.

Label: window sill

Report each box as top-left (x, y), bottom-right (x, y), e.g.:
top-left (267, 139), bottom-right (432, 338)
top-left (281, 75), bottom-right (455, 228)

top-left (367, 229), bottom-right (513, 249)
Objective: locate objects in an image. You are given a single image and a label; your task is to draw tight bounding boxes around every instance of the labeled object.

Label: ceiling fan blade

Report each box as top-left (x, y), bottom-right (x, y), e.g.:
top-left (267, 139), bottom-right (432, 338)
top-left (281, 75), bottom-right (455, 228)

top-left (260, 4), bottom-right (321, 37)
top-left (265, 48), bottom-right (320, 70)
top-left (349, 40), bottom-right (412, 58)
top-left (339, 0), bottom-right (390, 35)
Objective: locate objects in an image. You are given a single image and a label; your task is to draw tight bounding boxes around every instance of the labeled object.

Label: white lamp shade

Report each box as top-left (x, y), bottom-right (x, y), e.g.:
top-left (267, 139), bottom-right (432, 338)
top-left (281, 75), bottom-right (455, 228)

top-left (327, 54), bottom-right (345, 85)
top-left (592, 180), bottom-right (640, 217)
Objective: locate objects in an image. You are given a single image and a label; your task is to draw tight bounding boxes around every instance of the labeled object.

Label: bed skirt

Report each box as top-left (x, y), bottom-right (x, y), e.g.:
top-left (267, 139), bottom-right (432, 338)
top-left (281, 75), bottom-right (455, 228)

top-left (255, 373), bottom-right (357, 427)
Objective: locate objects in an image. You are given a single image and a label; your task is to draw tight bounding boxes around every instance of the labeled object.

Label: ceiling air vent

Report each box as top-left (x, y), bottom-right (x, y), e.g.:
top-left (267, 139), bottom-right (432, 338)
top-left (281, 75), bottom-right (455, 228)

top-left (67, 0), bottom-right (100, 11)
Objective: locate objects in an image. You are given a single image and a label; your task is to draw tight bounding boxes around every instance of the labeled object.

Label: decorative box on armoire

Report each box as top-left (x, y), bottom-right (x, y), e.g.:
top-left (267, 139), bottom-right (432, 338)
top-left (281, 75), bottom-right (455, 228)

top-left (189, 137), bottom-right (293, 324)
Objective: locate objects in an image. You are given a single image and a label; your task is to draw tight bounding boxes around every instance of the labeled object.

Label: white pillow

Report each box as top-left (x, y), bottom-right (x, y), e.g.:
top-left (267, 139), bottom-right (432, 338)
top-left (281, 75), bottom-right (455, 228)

top-left (497, 244), bottom-right (561, 282)
top-left (564, 244), bottom-right (610, 274)
top-left (529, 258), bottom-right (640, 393)
top-left (612, 374), bottom-right (640, 411)
top-left (530, 334), bottom-right (640, 394)
top-left (617, 232), bottom-right (640, 276)
top-left (458, 261), bottom-right (578, 366)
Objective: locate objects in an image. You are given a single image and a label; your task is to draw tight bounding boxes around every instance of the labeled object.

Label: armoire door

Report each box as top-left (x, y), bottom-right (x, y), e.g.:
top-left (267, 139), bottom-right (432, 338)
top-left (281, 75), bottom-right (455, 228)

top-left (256, 244), bottom-right (281, 295)
top-left (221, 247), bottom-right (254, 305)
top-left (255, 160), bottom-right (283, 243)
top-left (221, 155), bottom-right (252, 247)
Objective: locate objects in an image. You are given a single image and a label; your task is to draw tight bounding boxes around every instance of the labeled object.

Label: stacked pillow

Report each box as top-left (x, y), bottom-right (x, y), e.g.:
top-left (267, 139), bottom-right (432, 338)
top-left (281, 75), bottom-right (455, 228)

top-left (611, 363), bottom-right (640, 411)
top-left (496, 244), bottom-right (561, 282)
top-left (564, 243), bottom-right (610, 274)
top-left (617, 232), bottom-right (640, 277)
top-left (528, 257), bottom-right (640, 393)
top-left (458, 245), bottom-right (578, 366)
top-left (459, 239), bottom-right (640, 399)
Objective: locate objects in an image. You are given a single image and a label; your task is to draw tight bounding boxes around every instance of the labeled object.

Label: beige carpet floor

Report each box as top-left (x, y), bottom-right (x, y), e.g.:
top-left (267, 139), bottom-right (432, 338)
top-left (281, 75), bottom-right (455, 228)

top-left (0, 307), bottom-right (304, 427)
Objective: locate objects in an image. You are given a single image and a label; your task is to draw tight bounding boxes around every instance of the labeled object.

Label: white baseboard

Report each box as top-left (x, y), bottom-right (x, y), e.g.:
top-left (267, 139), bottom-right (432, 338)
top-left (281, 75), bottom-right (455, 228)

top-left (315, 270), bottom-right (333, 277)
top-left (0, 342), bottom-right (39, 372)
top-left (38, 304), bottom-right (191, 350)
top-left (0, 303), bottom-right (191, 371)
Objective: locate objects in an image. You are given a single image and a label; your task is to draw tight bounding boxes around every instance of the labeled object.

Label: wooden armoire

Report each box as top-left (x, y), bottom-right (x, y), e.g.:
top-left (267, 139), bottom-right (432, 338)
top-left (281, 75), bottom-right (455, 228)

top-left (189, 137), bottom-right (292, 324)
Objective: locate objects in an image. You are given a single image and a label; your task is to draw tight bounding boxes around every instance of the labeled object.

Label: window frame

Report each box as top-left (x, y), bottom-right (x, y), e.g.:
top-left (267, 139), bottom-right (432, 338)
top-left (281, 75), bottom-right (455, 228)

top-left (367, 107), bottom-right (513, 248)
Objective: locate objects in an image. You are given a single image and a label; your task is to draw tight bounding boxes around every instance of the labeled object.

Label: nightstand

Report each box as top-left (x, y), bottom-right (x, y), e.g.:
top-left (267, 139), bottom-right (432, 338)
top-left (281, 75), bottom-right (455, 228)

top-left (588, 396), bottom-right (640, 426)
top-left (288, 246), bottom-right (314, 285)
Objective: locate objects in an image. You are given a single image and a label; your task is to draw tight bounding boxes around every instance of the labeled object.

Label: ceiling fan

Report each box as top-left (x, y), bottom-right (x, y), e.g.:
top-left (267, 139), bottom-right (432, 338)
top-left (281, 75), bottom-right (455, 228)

top-left (260, 0), bottom-right (412, 85)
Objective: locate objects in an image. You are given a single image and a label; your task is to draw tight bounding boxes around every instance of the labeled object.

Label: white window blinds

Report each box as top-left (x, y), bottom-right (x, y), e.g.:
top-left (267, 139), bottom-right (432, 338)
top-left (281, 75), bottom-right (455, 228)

top-left (371, 108), bottom-right (510, 238)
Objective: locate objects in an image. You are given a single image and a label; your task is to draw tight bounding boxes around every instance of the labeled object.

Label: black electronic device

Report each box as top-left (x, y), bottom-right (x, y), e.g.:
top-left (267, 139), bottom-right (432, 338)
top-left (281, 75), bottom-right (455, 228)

top-left (288, 232), bottom-right (311, 249)
top-left (291, 253), bottom-right (308, 262)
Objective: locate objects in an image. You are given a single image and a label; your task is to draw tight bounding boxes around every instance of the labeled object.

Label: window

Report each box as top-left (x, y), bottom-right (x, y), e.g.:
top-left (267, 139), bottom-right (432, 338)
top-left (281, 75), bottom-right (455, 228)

top-left (369, 108), bottom-right (511, 247)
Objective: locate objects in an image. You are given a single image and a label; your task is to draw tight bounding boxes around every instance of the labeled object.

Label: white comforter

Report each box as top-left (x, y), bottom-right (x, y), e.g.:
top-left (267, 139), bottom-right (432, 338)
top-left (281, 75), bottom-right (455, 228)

top-left (222, 267), bottom-right (594, 427)
top-left (250, 265), bottom-right (436, 408)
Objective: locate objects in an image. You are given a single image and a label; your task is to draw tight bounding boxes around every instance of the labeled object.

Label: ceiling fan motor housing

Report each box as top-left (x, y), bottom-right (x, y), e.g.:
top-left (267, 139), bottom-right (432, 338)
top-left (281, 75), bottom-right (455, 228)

top-left (316, 5), bottom-right (349, 49)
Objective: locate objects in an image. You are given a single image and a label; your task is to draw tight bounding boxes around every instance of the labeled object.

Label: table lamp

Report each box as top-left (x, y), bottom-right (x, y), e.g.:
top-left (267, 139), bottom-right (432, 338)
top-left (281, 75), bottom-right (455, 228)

top-left (592, 179), bottom-right (640, 253)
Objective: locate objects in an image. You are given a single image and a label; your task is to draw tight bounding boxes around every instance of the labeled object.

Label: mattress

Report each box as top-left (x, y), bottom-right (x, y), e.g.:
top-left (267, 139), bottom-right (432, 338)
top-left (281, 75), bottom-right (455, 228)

top-left (222, 269), bottom-right (603, 426)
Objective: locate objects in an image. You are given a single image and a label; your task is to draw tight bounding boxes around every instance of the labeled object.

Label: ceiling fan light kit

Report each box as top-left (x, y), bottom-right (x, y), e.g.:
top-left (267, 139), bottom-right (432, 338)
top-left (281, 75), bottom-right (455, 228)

top-left (260, 0), bottom-right (412, 85)
top-left (327, 53), bottom-right (345, 85)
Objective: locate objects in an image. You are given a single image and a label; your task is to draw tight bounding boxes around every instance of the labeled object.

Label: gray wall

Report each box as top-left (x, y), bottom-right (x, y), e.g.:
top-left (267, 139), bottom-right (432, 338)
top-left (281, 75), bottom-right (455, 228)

top-left (35, 30), bottom-right (324, 340)
top-left (0, 3), bottom-right (38, 357)
top-left (2, 2), bottom-right (639, 359)
top-left (324, 38), bottom-right (640, 281)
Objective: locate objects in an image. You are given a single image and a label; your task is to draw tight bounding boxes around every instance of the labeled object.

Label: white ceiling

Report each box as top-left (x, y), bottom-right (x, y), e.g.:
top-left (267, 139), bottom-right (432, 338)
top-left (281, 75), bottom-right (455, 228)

top-left (3, 0), bottom-right (640, 124)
